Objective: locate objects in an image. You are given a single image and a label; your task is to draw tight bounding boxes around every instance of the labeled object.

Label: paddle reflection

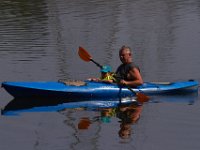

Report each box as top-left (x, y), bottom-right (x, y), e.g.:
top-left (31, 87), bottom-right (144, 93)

top-left (78, 117), bottom-right (92, 129)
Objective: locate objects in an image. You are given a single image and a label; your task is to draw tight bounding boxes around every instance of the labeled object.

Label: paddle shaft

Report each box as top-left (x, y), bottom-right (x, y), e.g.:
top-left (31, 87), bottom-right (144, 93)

top-left (78, 46), bottom-right (149, 102)
top-left (90, 59), bottom-right (103, 69)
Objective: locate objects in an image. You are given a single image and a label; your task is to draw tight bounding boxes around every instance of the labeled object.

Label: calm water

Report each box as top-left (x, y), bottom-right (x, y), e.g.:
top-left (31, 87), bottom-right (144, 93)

top-left (0, 0), bottom-right (200, 150)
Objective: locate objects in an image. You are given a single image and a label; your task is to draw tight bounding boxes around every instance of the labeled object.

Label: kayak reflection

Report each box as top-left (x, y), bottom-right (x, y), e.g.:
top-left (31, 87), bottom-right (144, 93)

top-left (1, 91), bottom-right (197, 116)
top-left (1, 97), bottom-right (137, 115)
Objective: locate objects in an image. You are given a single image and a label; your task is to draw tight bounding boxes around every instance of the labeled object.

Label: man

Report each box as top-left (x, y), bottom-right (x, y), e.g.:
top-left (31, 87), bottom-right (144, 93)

top-left (115, 45), bottom-right (143, 87)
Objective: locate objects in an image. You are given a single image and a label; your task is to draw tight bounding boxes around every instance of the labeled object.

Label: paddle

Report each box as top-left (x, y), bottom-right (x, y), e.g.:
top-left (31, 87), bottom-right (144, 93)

top-left (78, 46), bottom-right (103, 69)
top-left (78, 46), bottom-right (149, 103)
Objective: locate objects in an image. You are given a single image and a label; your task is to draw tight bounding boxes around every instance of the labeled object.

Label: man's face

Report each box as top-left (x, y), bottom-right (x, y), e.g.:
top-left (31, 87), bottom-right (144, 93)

top-left (119, 49), bottom-right (132, 64)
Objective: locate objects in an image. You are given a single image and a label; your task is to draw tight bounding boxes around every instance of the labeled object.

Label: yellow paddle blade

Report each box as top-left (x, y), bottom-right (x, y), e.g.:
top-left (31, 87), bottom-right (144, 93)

top-left (78, 46), bottom-right (92, 62)
top-left (136, 92), bottom-right (150, 103)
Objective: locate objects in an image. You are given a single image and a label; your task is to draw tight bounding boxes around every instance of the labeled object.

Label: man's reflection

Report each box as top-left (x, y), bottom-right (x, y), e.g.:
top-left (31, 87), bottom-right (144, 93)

top-left (77, 102), bottom-right (143, 139)
top-left (116, 103), bottom-right (142, 139)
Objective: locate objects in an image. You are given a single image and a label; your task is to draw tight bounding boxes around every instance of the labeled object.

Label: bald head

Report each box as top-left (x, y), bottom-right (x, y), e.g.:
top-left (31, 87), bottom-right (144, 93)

top-left (119, 45), bottom-right (133, 64)
top-left (119, 45), bottom-right (132, 55)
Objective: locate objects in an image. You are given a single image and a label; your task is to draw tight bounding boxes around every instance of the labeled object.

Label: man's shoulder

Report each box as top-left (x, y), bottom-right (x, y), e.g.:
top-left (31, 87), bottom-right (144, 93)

top-left (128, 63), bottom-right (140, 72)
top-left (127, 63), bottom-right (137, 69)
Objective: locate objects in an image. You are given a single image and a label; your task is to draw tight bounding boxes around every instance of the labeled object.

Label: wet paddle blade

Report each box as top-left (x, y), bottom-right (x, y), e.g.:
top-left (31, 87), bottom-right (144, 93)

top-left (78, 46), bottom-right (92, 62)
top-left (127, 86), bottom-right (150, 103)
top-left (136, 92), bottom-right (150, 103)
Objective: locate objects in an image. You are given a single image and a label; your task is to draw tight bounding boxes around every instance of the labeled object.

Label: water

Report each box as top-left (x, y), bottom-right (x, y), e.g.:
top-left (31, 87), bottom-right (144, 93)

top-left (0, 0), bottom-right (200, 149)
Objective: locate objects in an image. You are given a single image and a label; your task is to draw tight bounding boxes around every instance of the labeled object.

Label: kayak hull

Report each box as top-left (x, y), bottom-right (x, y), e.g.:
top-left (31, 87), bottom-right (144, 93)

top-left (1, 80), bottom-right (199, 99)
top-left (1, 81), bottom-right (134, 100)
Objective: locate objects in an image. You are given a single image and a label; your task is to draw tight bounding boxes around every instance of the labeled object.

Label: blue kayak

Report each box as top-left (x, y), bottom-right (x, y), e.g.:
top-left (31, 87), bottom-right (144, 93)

top-left (1, 80), bottom-right (198, 99)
